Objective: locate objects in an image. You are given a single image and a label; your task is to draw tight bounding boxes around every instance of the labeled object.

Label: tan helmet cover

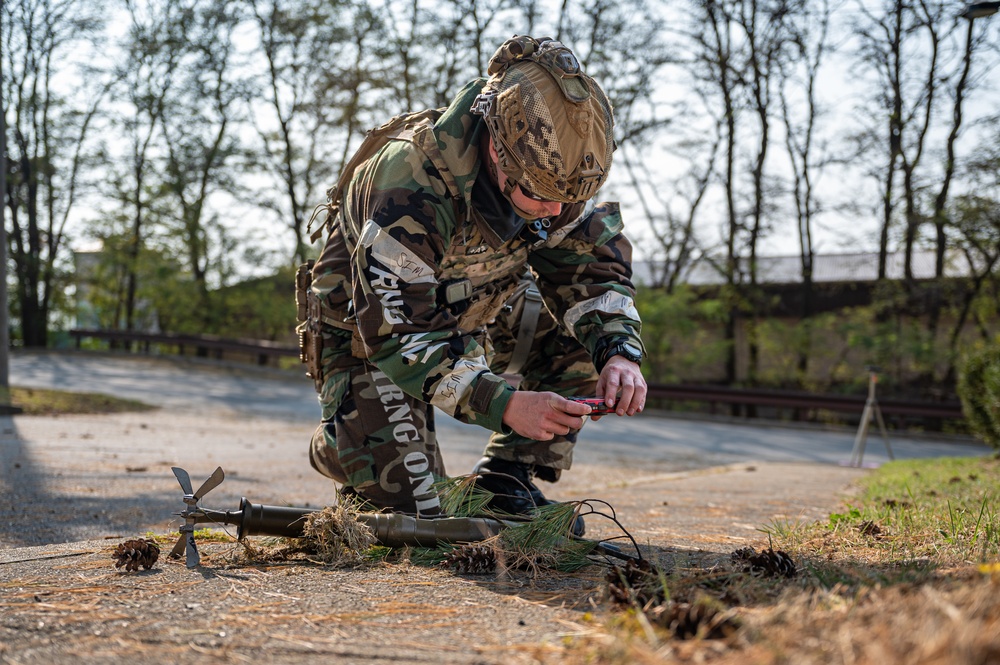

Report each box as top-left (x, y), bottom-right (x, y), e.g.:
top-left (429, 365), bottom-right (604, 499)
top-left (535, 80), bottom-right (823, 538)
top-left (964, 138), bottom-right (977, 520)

top-left (471, 36), bottom-right (615, 203)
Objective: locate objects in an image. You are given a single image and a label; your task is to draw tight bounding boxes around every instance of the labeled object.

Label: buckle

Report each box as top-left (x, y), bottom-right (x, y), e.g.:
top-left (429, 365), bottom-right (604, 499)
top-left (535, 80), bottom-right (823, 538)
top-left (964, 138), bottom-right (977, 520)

top-left (470, 91), bottom-right (496, 116)
top-left (572, 158), bottom-right (604, 200)
top-left (443, 279), bottom-right (472, 305)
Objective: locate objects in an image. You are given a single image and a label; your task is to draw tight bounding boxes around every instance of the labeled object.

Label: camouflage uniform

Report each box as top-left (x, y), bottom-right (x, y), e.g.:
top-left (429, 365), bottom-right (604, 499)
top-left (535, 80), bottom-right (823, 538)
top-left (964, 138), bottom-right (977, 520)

top-left (306, 78), bottom-right (643, 515)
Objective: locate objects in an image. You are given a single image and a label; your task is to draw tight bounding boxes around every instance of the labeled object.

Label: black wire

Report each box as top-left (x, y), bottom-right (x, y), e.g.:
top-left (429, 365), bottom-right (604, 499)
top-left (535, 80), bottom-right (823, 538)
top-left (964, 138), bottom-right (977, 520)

top-left (572, 498), bottom-right (644, 561)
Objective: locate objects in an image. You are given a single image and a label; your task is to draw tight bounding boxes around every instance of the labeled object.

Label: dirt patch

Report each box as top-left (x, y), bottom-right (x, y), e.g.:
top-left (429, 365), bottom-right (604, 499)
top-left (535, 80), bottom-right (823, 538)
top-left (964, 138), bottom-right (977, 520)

top-left (1, 458), bottom-right (866, 663)
top-left (1, 539), bottom-right (601, 664)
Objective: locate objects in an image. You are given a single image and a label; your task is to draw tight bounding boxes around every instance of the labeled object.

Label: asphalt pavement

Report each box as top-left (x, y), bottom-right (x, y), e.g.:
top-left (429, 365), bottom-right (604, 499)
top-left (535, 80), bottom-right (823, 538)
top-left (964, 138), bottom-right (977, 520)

top-left (9, 348), bottom-right (988, 468)
top-left (1, 349), bottom-right (990, 549)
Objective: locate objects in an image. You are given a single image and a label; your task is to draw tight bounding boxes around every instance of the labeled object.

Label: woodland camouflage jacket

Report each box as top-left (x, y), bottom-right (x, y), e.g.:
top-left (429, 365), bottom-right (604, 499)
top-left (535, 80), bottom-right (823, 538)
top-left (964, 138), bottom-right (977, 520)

top-left (310, 78), bottom-right (643, 434)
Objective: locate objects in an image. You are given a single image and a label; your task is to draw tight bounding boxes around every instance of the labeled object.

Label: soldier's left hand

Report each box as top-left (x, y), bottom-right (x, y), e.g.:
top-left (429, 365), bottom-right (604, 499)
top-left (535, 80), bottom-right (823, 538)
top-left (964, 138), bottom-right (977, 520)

top-left (595, 355), bottom-right (646, 417)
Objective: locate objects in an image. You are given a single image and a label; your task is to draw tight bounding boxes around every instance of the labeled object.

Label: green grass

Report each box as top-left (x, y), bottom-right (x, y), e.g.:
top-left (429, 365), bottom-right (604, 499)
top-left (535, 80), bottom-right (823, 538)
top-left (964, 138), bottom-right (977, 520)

top-left (8, 386), bottom-right (158, 415)
top-left (831, 456), bottom-right (1000, 564)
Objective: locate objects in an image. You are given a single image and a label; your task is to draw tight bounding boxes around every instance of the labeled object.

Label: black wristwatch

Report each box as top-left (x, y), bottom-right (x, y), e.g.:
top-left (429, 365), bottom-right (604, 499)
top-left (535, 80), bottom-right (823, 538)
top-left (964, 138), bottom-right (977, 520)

top-left (599, 339), bottom-right (643, 372)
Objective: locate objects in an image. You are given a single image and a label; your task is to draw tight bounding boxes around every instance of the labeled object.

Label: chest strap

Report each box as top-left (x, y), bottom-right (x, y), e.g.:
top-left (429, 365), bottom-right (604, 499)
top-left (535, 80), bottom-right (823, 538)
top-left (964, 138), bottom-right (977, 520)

top-left (506, 282), bottom-right (543, 376)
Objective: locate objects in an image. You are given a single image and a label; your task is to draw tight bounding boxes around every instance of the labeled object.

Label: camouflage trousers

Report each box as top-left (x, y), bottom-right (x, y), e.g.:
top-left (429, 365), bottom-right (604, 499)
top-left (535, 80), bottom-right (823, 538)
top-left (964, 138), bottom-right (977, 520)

top-left (308, 278), bottom-right (599, 515)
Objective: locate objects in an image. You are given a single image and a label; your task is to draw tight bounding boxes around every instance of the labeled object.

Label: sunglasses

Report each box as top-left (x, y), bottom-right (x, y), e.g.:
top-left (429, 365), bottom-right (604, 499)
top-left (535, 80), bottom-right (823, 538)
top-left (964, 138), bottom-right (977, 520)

top-left (516, 181), bottom-right (557, 204)
top-left (498, 167), bottom-right (559, 203)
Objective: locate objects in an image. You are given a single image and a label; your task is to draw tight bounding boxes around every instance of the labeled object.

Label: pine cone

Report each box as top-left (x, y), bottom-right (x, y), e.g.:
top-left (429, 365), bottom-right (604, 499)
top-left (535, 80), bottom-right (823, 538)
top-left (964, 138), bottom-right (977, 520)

top-left (731, 546), bottom-right (796, 577)
top-left (113, 538), bottom-right (160, 572)
top-left (606, 558), bottom-right (666, 607)
top-left (648, 601), bottom-right (741, 640)
top-left (441, 543), bottom-right (496, 574)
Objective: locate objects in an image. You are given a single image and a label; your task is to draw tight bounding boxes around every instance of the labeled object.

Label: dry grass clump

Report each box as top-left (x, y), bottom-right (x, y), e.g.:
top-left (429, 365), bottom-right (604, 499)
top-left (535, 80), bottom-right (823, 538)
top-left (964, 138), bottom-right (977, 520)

top-left (568, 573), bottom-right (1000, 665)
top-left (299, 502), bottom-right (377, 566)
top-left (218, 501), bottom-right (378, 567)
top-left (739, 573), bottom-right (1000, 665)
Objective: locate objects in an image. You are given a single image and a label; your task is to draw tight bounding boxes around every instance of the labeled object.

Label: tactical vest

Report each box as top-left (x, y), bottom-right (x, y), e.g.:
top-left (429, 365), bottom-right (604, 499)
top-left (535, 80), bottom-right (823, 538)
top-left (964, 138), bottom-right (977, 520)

top-left (297, 109), bottom-right (539, 384)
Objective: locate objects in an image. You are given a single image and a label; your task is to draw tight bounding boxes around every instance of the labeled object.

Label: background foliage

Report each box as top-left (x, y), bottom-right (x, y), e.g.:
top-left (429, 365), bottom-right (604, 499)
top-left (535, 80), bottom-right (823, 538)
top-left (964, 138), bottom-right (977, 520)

top-left (958, 341), bottom-right (1000, 449)
top-left (3, 0), bottom-right (999, 401)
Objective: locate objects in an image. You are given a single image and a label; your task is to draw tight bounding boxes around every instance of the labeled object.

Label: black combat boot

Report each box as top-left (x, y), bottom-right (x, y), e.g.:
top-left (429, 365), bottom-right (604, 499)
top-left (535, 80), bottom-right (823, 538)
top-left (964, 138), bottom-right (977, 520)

top-left (472, 457), bottom-right (585, 536)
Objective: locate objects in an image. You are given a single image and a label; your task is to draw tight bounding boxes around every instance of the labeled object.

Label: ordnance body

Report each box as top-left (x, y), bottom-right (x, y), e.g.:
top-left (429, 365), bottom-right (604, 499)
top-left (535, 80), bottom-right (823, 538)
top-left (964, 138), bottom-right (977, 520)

top-left (198, 497), bottom-right (508, 546)
top-left (169, 466), bottom-right (631, 568)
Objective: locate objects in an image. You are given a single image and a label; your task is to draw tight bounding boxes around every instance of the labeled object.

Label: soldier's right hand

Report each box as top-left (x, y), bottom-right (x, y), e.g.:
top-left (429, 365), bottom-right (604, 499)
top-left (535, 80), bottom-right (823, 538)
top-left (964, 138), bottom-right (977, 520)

top-left (501, 391), bottom-right (590, 441)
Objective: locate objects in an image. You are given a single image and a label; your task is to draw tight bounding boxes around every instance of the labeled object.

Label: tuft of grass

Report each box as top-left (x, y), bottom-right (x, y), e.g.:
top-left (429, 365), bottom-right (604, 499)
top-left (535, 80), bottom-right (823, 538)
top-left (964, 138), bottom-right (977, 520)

top-left (299, 500), bottom-right (377, 566)
top-left (9, 386), bottom-right (157, 415)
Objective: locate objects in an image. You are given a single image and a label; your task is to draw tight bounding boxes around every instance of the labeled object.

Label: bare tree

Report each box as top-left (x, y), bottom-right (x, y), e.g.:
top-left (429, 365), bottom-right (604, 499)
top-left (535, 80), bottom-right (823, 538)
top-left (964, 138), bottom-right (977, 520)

top-left (946, 194), bottom-right (1000, 368)
top-left (2, 0), bottom-right (107, 346)
top-left (0, 0), bottom-right (10, 394)
top-left (779, 0), bottom-right (835, 377)
top-left (853, 0), bottom-right (911, 281)
top-left (157, 0), bottom-right (244, 325)
top-left (925, 8), bottom-right (998, 344)
top-left (325, 5), bottom-right (395, 185)
top-left (620, 96), bottom-right (722, 292)
top-left (681, 0), bottom-right (745, 384)
top-left (556, 0), bottom-right (671, 148)
top-left (413, 0), bottom-right (522, 108)
top-left (247, 0), bottom-right (384, 264)
top-left (938, 118), bottom-right (1000, 380)
top-left (95, 0), bottom-right (185, 334)
top-left (852, 1), bottom-right (994, 284)
top-left (732, 0), bottom-right (802, 385)
top-left (380, 0), bottom-right (431, 110)
top-left (852, 0), bottom-right (999, 387)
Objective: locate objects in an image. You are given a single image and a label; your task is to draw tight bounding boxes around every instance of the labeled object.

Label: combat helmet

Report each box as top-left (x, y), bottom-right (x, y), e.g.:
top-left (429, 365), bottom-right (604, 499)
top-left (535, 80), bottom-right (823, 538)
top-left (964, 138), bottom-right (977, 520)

top-left (471, 35), bottom-right (615, 204)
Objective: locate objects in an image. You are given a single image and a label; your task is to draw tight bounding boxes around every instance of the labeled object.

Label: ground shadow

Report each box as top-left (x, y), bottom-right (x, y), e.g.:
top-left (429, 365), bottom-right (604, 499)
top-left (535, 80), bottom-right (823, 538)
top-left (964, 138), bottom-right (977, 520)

top-left (0, 420), bottom-right (184, 547)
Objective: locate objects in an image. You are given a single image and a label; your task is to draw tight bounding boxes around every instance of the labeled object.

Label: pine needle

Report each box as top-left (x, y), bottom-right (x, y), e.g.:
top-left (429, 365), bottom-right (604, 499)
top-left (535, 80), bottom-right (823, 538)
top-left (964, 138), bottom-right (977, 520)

top-left (406, 546), bottom-right (450, 566)
top-left (496, 502), bottom-right (595, 574)
top-left (433, 475), bottom-right (496, 517)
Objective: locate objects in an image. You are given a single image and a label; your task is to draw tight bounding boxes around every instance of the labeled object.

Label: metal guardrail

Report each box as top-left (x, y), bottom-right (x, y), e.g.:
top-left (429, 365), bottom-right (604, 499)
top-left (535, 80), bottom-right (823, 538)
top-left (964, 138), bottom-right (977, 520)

top-left (69, 328), bottom-right (298, 365)
top-left (646, 384), bottom-right (964, 420)
top-left (69, 328), bottom-right (965, 421)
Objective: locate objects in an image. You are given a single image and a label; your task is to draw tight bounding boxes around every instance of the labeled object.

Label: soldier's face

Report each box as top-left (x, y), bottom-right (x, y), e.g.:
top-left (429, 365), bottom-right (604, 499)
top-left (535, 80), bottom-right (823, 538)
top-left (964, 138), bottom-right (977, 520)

top-left (487, 139), bottom-right (563, 220)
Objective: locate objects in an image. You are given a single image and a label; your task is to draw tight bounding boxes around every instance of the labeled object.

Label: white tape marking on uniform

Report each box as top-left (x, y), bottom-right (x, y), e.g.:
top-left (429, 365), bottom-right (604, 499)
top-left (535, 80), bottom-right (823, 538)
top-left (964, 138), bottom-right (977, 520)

top-left (432, 357), bottom-right (489, 413)
top-left (399, 333), bottom-right (450, 365)
top-left (360, 219), bottom-right (436, 284)
top-left (563, 291), bottom-right (640, 338)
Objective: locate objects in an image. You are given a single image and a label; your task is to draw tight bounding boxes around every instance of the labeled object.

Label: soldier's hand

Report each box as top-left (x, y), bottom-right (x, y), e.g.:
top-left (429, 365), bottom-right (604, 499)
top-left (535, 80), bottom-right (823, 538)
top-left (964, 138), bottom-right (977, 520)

top-left (595, 355), bottom-right (647, 417)
top-left (502, 391), bottom-right (590, 441)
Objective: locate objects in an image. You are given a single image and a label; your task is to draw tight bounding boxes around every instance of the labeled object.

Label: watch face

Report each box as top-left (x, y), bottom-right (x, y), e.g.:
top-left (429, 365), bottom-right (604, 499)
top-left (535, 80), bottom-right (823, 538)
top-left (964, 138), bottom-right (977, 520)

top-left (622, 342), bottom-right (642, 358)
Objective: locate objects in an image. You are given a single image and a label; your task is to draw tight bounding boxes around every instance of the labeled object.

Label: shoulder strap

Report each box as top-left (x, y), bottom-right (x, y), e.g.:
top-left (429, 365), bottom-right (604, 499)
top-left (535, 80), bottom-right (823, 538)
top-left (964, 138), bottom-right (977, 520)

top-left (506, 280), bottom-right (543, 376)
top-left (308, 109), bottom-right (443, 243)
